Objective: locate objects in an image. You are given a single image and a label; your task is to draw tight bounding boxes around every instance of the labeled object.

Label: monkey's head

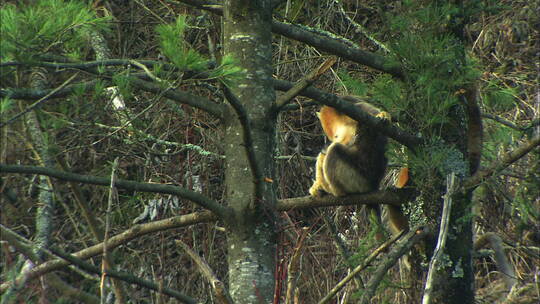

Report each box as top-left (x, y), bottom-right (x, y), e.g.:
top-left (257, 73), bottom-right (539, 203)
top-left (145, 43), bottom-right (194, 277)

top-left (317, 98), bottom-right (388, 145)
top-left (318, 106), bottom-right (358, 145)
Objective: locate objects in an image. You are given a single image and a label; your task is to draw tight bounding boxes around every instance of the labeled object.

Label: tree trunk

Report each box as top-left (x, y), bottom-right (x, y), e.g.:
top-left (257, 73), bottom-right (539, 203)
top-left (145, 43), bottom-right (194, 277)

top-left (223, 1), bottom-right (277, 303)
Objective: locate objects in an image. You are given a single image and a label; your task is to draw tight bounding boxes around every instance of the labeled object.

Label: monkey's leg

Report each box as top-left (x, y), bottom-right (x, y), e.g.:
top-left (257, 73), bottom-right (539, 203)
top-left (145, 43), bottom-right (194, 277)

top-left (323, 143), bottom-right (372, 196)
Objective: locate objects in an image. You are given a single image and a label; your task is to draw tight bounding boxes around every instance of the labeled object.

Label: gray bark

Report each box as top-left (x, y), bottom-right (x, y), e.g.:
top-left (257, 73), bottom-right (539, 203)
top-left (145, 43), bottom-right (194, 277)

top-left (223, 1), bottom-right (277, 303)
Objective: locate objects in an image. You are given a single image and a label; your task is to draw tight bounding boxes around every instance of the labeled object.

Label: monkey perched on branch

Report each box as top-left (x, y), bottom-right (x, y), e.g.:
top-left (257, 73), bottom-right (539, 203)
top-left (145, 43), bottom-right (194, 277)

top-left (309, 96), bottom-right (408, 235)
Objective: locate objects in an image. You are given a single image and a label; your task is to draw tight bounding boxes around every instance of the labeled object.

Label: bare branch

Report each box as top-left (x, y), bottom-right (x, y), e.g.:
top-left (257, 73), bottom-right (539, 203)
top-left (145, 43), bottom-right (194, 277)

top-left (285, 227), bottom-right (309, 304)
top-left (176, 240), bottom-right (233, 304)
top-left (0, 164), bottom-right (230, 219)
top-left (422, 173), bottom-right (457, 304)
top-left (101, 158), bottom-right (119, 303)
top-left (0, 73), bottom-right (78, 128)
top-left (0, 59), bottom-right (206, 79)
top-left (0, 76), bottom-right (224, 118)
top-left (1, 164), bottom-right (414, 212)
top-left (274, 57), bottom-right (337, 109)
top-left (482, 113), bottom-right (522, 131)
top-left (277, 188), bottom-right (415, 210)
top-left (128, 77), bottom-right (224, 117)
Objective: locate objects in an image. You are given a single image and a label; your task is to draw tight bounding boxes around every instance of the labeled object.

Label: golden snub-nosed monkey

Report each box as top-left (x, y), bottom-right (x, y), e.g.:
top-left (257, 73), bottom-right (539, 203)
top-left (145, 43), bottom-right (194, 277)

top-left (309, 96), bottom-right (408, 235)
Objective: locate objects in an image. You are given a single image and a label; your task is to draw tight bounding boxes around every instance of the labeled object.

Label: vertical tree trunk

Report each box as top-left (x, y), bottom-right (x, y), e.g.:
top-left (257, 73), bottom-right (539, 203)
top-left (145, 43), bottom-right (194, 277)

top-left (423, 2), bottom-right (477, 301)
top-left (222, 1), bottom-right (277, 303)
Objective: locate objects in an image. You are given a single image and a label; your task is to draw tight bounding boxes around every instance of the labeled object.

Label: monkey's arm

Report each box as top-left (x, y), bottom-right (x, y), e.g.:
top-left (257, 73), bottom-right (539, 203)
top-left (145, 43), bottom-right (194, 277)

top-left (309, 151), bottom-right (331, 197)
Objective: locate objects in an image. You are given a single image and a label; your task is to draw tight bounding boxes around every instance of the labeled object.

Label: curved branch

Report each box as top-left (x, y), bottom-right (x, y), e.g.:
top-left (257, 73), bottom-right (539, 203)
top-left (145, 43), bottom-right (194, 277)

top-left (0, 164), bottom-right (230, 219)
top-left (222, 86), bottom-right (265, 199)
top-left (0, 76), bottom-right (224, 118)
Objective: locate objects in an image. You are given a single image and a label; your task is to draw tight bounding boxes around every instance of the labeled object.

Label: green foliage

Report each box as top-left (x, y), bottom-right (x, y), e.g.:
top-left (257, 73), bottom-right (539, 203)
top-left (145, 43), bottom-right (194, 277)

top-left (513, 153), bottom-right (540, 231)
top-left (156, 16), bottom-right (243, 84)
top-left (482, 120), bottom-right (520, 163)
top-left (112, 74), bottom-right (133, 101)
top-left (156, 16), bottom-right (207, 71)
top-left (338, 72), bottom-right (368, 97)
top-left (360, 2), bottom-right (481, 136)
top-left (406, 139), bottom-right (467, 197)
top-left (0, 0), bottom-right (110, 61)
top-left (0, 97), bottom-right (13, 115)
top-left (208, 55), bottom-right (244, 86)
top-left (482, 80), bottom-right (517, 112)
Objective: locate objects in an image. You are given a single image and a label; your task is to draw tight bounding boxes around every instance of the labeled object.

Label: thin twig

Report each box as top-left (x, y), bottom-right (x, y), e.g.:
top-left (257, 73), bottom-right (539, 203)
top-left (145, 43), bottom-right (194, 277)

top-left (176, 240), bottom-right (233, 304)
top-left (318, 229), bottom-right (406, 304)
top-left (0, 73), bottom-right (78, 128)
top-left (285, 227), bottom-right (310, 304)
top-left (358, 227), bottom-right (428, 304)
top-left (101, 158), bottom-right (119, 304)
top-left (335, 1), bottom-right (390, 52)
